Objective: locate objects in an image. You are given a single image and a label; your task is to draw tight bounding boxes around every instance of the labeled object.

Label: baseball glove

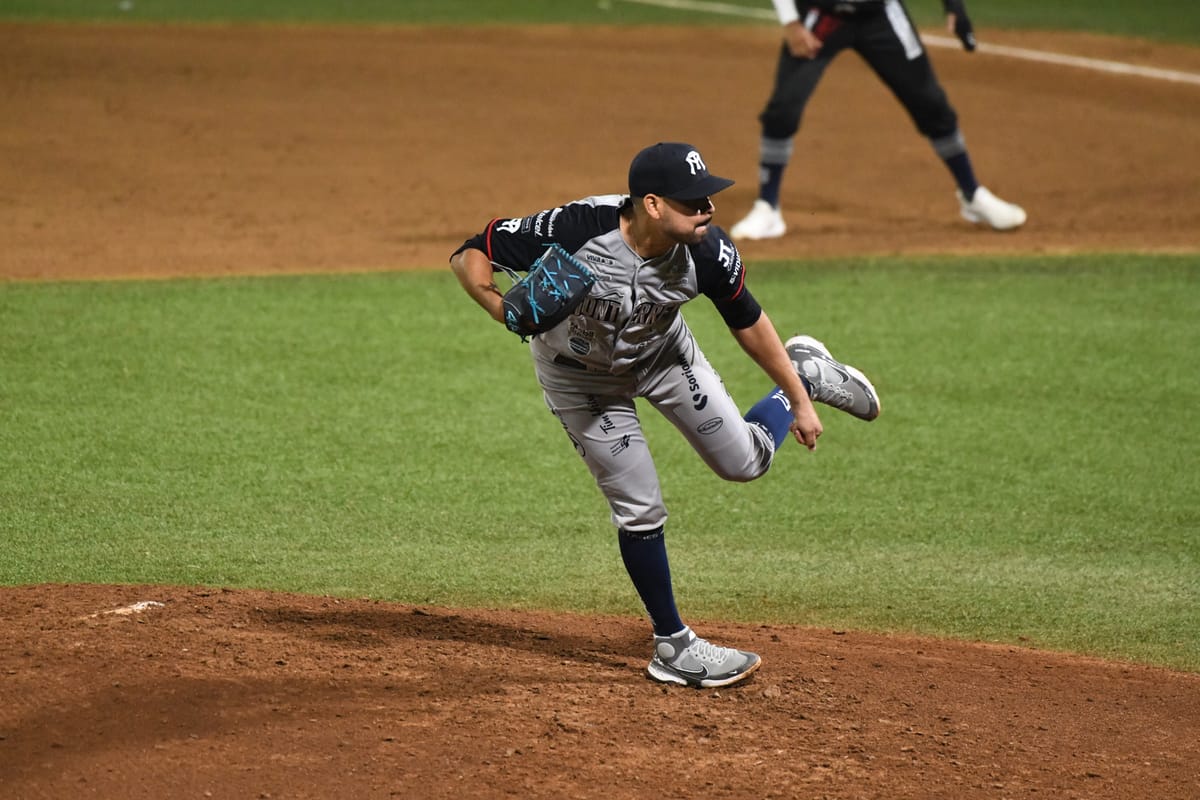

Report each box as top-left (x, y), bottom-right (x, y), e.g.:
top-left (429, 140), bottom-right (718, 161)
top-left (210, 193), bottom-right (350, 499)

top-left (499, 243), bottom-right (596, 341)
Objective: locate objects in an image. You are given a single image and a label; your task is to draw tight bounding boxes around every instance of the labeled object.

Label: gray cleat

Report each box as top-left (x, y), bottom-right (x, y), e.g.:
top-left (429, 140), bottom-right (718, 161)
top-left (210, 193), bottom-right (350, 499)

top-left (786, 335), bottom-right (881, 421)
top-left (647, 626), bottom-right (761, 688)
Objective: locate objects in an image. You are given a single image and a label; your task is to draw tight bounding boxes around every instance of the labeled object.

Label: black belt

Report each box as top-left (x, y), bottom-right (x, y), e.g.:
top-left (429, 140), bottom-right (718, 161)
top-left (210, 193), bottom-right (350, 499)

top-left (553, 354), bottom-right (589, 371)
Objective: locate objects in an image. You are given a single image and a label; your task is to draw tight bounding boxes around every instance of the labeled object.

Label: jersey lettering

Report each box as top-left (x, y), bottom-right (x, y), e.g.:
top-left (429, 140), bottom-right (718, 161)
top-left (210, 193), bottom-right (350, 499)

top-left (546, 207), bottom-right (563, 236)
top-left (586, 395), bottom-right (617, 434)
top-left (676, 353), bottom-right (710, 410)
top-left (631, 301), bottom-right (676, 326)
top-left (577, 296), bottom-right (621, 323)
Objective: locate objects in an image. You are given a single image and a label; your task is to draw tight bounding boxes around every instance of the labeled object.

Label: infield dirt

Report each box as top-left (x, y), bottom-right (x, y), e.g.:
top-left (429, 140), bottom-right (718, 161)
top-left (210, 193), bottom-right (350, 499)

top-left (2, 21), bottom-right (1199, 799)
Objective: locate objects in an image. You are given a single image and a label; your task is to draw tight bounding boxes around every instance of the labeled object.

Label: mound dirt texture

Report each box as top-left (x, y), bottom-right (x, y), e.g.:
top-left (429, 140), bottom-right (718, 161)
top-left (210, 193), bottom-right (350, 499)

top-left (2, 22), bottom-right (1199, 799)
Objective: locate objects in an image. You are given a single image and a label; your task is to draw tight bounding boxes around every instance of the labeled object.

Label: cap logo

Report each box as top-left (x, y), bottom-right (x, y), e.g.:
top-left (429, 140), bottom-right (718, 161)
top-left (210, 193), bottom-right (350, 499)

top-left (685, 150), bottom-right (706, 176)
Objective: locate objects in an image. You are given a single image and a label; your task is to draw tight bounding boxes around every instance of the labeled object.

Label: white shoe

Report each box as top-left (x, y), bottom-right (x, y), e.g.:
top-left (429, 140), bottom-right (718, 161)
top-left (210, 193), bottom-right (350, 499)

top-left (730, 199), bottom-right (786, 240)
top-left (957, 186), bottom-right (1027, 231)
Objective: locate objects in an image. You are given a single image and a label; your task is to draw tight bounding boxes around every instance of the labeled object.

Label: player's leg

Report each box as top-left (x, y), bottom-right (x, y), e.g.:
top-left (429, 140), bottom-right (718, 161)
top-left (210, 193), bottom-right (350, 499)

top-left (610, 339), bottom-right (766, 687)
top-left (539, 386), bottom-right (684, 629)
top-left (853, 3), bottom-right (966, 183)
top-left (642, 333), bottom-right (779, 483)
top-left (539, 386), bottom-right (665, 534)
top-left (542, 386), bottom-right (760, 687)
top-left (646, 330), bottom-right (879, 472)
top-left (857, 0), bottom-right (1025, 229)
top-left (731, 13), bottom-right (850, 241)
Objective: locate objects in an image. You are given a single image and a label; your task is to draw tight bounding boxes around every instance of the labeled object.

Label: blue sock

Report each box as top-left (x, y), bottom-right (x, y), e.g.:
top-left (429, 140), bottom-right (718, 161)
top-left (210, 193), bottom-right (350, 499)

top-left (759, 163), bottom-right (786, 208)
top-left (930, 131), bottom-right (979, 200)
top-left (944, 152), bottom-right (979, 201)
top-left (744, 386), bottom-right (794, 451)
top-left (618, 526), bottom-right (684, 636)
top-left (758, 136), bottom-right (793, 208)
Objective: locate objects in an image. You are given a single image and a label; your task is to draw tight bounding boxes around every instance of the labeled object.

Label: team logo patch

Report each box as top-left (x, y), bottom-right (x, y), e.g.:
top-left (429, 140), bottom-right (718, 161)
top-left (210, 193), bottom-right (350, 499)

top-left (584, 252), bottom-right (616, 267)
top-left (567, 320), bottom-right (593, 356)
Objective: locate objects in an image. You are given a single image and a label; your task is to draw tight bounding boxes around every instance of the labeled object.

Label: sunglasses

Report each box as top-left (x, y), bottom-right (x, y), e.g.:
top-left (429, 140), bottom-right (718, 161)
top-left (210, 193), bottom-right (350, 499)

top-left (664, 196), bottom-right (714, 216)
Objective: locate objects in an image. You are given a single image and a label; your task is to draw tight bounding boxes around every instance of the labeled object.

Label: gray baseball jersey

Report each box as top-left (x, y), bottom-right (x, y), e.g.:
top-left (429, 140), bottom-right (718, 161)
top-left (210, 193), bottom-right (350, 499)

top-left (454, 194), bottom-right (779, 531)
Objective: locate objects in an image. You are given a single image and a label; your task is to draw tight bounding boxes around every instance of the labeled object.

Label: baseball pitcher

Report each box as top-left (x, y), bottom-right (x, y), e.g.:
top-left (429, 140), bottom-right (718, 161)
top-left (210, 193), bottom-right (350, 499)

top-left (451, 142), bottom-right (880, 688)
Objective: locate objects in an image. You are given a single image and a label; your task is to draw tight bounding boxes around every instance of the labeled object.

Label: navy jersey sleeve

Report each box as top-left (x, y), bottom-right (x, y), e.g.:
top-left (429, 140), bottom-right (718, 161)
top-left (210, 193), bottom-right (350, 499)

top-left (451, 200), bottom-right (618, 274)
top-left (693, 225), bottom-right (763, 329)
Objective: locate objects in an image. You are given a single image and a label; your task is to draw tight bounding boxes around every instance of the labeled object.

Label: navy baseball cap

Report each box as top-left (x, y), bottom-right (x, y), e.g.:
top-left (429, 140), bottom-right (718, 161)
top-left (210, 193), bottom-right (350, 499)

top-left (628, 142), bottom-right (735, 200)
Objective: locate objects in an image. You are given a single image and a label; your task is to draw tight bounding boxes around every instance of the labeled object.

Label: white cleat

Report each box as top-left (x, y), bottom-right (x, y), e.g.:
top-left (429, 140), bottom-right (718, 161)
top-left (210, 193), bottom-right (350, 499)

top-left (730, 199), bottom-right (786, 240)
top-left (957, 186), bottom-right (1027, 231)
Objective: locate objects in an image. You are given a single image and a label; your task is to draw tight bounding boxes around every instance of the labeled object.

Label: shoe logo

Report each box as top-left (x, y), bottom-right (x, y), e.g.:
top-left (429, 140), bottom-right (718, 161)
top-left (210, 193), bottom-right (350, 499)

top-left (804, 358), bottom-right (849, 386)
top-left (674, 664), bottom-right (709, 679)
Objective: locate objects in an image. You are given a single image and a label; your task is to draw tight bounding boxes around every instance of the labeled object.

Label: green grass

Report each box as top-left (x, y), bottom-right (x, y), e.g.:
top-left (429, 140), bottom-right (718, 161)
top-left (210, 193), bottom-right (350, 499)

top-left (2, 255), bottom-right (1198, 671)
top-left (908, 0), bottom-right (1200, 42)
top-left (3, 0), bottom-right (1200, 44)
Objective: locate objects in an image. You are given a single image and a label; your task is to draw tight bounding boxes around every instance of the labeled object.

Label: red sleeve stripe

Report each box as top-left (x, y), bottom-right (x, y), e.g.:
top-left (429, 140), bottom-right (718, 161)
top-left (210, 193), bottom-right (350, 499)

top-left (484, 218), bottom-right (501, 263)
top-left (731, 263), bottom-right (746, 299)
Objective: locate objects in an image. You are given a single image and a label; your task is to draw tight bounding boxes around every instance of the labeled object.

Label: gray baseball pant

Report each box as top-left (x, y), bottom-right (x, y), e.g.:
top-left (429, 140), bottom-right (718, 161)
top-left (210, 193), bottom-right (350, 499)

top-left (534, 324), bottom-right (776, 532)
